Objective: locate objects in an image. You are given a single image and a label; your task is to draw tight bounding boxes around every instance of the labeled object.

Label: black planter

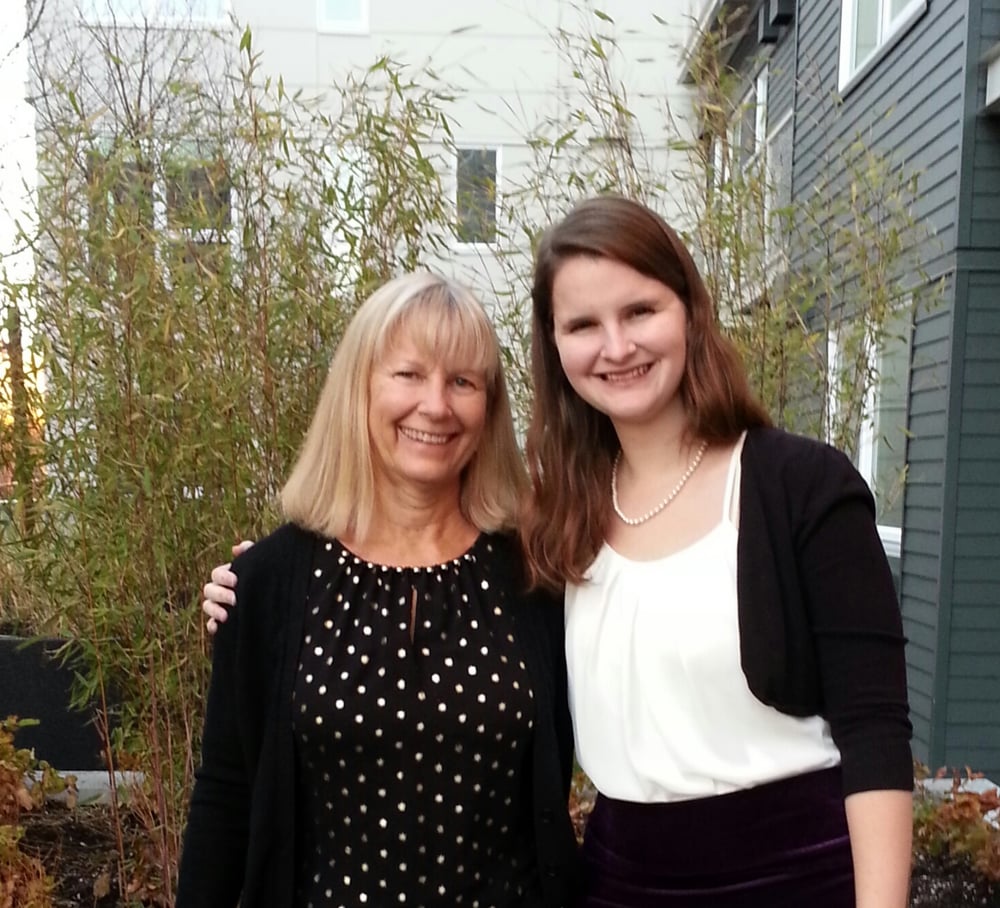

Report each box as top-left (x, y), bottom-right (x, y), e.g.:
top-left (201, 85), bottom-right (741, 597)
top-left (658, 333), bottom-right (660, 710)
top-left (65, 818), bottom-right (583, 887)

top-left (0, 635), bottom-right (108, 770)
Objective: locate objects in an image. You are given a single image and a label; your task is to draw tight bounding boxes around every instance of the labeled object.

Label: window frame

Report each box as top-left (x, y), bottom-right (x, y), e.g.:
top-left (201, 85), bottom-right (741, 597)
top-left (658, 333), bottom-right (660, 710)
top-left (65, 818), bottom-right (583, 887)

top-left (837, 0), bottom-right (928, 94)
top-left (452, 145), bottom-right (501, 250)
top-left (316, 0), bottom-right (369, 35)
top-left (83, 138), bottom-right (238, 279)
top-left (826, 306), bottom-right (913, 558)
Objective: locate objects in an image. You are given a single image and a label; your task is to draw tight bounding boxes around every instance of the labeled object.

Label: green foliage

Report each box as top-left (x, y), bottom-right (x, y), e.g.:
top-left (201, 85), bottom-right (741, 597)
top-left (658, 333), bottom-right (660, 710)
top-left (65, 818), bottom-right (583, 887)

top-left (2, 17), bottom-right (456, 900)
top-left (0, 2), bottom-right (943, 897)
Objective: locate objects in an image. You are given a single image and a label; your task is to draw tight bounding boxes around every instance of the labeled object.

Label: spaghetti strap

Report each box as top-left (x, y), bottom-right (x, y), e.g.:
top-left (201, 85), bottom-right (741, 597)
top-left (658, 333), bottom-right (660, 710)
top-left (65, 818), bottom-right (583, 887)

top-left (721, 431), bottom-right (748, 527)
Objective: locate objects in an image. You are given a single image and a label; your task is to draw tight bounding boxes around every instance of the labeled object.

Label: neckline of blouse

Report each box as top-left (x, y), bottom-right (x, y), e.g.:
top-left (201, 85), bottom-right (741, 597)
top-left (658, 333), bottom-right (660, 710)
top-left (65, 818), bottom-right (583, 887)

top-left (323, 533), bottom-right (487, 573)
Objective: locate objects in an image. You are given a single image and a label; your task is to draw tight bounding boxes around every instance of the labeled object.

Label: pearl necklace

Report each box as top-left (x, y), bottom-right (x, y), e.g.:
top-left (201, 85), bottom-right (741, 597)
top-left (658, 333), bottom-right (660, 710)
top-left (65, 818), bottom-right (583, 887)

top-left (611, 440), bottom-right (709, 526)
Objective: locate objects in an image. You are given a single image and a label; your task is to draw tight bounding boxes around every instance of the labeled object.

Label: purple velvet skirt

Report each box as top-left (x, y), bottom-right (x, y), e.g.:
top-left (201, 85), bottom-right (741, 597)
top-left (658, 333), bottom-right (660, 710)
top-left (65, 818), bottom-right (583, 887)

top-left (579, 767), bottom-right (854, 907)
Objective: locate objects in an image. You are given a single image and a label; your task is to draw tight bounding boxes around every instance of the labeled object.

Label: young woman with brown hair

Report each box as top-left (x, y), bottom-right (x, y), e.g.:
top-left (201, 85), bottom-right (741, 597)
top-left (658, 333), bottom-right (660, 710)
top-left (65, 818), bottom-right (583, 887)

top-left (521, 195), bottom-right (912, 907)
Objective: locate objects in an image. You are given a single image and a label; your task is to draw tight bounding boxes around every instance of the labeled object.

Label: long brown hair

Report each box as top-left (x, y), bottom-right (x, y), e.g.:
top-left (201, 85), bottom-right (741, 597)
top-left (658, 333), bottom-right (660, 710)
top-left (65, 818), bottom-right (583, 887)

top-left (521, 196), bottom-right (771, 590)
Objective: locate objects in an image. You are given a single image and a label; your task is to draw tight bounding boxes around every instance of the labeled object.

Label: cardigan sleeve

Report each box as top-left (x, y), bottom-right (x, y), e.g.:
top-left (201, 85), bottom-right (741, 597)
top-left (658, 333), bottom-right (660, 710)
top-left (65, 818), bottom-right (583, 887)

top-left (176, 544), bottom-right (271, 906)
top-left (176, 603), bottom-right (249, 906)
top-left (795, 446), bottom-right (913, 795)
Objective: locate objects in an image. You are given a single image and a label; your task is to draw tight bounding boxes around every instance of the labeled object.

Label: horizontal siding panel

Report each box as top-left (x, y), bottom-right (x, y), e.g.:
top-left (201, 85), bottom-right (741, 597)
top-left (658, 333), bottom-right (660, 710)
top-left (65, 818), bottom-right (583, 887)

top-left (952, 556), bottom-right (1000, 581)
top-left (971, 192), bottom-right (1000, 221)
top-left (950, 629), bottom-right (1000, 652)
top-left (904, 655), bottom-right (936, 694)
top-left (958, 459), bottom-right (1000, 483)
top-left (969, 221), bottom-right (1000, 247)
top-left (949, 676), bottom-right (1000, 699)
top-left (964, 361), bottom-right (1000, 384)
top-left (951, 608), bottom-right (1000, 630)
top-left (952, 580), bottom-right (1000, 605)
top-left (909, 689), bottom-right (932, 723)
top-left (947, 700), bottom-right (1000, 724)
top-left (904, 553), bottom-right (942, 582)
top-left (962, 386), bottom-right (1000, 410)
top-left (956, 509), bottom-right (1000, 533)
top-left (942, 724), bottom-right (1000, 747)
top-left (901, 598), bottom-right (938, 628)
top-left (965, 335), bottom-right (1000, 359)
top-left (957, 485), bottom-right (1000, 508)
top-left (910, 411), bottom-right (951, 438)
top-left (913, 308), bottom-right (953, 342)
top-left (901, 571), bottom-right (940, 601)
top-left (903, 529), bottom-right (940, 557)
top-left (911, 338), bottom-right (951, 372)
top-left (908, 386), bottom-right (948, 416)
top-left (905, 621), bottom-right (937, 650)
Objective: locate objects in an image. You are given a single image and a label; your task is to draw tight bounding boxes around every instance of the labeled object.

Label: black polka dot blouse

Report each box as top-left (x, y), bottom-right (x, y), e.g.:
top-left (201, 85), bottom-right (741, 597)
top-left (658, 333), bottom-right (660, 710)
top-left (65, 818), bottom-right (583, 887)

top-left (291, 535), bottom-right (544, 908)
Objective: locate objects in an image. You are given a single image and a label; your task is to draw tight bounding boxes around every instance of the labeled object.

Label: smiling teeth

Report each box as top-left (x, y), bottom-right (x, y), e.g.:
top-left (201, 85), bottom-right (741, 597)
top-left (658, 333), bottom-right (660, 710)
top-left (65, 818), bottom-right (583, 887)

top-left (603, 365), bottom-right (650, 382)
top-left (400, 427), bottom-right (451, 444)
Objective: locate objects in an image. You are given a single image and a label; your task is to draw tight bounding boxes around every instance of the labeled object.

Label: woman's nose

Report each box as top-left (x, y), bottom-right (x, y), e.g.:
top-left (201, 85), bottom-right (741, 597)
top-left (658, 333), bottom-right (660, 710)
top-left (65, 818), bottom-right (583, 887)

top-left (418, 376), bottom-right (451, 416)
top-left (602, 325), bottom-right (635, 361)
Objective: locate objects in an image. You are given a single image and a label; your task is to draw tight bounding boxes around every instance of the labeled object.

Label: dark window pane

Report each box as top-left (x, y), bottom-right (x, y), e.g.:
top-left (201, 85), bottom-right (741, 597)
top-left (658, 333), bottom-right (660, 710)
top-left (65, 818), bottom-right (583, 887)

top-left (456, 148), bottom-right (497, 244)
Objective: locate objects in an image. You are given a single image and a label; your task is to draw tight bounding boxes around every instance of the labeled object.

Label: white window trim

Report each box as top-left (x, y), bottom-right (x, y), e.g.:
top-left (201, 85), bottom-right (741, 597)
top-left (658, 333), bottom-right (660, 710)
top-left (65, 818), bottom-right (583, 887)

top-left (79, 0), bottom-right (229, 27)
top-left (826, 318), bottom-right (909, 560)
top-left (763, 107), bottom-right (793, 273)
top-left (837, 0), bottom-right (928, 94)
top-left (316, 0), bottom-right (369, 35)
top-left (452, 145), bottom-right (502, 251)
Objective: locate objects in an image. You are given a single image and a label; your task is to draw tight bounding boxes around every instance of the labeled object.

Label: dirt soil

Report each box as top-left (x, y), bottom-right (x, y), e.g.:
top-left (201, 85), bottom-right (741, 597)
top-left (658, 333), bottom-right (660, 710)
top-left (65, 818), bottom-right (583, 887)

top-left (18, 805), bottom-right (136, 907)
top-left (13, 803), bottom-right (1000, 907)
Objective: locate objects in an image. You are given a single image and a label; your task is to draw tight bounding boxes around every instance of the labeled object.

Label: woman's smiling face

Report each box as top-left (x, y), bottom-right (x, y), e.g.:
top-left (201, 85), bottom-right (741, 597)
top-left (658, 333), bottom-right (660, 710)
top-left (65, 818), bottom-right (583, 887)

top-left (368, 335), bottom-right (488, 496)
top-left (550, 255), bottom-right (689, 431)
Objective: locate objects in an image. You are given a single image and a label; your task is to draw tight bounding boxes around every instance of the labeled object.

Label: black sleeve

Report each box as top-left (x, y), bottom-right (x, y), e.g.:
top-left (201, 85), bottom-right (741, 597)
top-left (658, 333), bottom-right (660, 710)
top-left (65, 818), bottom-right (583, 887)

top-left (797, 447), bottom-right (913, 795)
top-left (547, 592), bottom-right (575, 798)
top-left (175, 566), bottom-right (252, 906)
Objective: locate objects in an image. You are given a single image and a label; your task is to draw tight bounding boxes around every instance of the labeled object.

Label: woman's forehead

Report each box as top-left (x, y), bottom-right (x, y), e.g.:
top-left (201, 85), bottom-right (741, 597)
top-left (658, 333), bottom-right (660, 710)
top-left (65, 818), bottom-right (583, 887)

top-left (382, 306), bottom-right (494, 372)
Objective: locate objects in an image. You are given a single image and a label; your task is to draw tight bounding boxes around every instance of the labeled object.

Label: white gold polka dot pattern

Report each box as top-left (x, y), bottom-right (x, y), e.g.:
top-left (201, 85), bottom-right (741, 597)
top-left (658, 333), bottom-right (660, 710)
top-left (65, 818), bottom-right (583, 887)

top-left (291, 535), bottom-right (541, 907)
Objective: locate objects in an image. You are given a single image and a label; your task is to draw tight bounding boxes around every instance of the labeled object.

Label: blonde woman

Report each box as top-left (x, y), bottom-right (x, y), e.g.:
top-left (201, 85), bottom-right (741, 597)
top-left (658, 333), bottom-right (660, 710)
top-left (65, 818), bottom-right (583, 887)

top-left (179, 272), bottom-right (578, 908)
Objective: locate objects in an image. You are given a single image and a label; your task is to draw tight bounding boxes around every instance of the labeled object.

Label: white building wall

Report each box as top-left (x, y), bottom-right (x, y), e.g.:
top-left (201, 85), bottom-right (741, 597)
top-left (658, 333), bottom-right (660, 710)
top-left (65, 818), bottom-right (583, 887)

top-left (31, 1), bottom-right (705, 295)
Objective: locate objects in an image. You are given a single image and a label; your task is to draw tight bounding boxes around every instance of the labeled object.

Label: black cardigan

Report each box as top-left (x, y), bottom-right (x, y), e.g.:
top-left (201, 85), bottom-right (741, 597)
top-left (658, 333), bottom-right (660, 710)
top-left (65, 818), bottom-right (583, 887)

top-left (736, 427), bottom-right (913, 795)
top-left (176, 525), bottom-right (579, 908)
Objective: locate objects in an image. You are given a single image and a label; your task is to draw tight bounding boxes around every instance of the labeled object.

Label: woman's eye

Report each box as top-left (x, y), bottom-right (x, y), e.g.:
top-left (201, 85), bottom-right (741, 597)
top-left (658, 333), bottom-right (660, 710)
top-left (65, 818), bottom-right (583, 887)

top-left (394, 370), bottom-right (420, 380)
top-left (452, 376), bottom-right (480, 390)
top-left (565, 321), bottom-right (594, 334)
top-left (627, 306), bottom-right (653, 319)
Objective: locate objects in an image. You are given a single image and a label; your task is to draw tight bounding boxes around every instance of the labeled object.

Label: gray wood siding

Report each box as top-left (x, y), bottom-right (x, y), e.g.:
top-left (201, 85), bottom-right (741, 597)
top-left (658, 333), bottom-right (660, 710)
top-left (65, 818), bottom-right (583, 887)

top-left (722, 0), bottom-right (999, 774)
top-left (793, 0), bottom-right (967, 282)
top-left (790, 0), bottom-right (970, 767)
top-left (943, 269), bottom-right (1000, 779)
top-left (966, 0), bottom-right (1000, 250)
top-left (939, 0), bottom-right (1000, 781)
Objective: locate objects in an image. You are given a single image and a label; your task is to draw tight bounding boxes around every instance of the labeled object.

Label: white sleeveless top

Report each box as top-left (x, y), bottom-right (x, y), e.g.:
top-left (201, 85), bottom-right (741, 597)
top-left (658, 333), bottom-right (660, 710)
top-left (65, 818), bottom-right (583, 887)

top-left (564, 434), bottom-right (841, 802)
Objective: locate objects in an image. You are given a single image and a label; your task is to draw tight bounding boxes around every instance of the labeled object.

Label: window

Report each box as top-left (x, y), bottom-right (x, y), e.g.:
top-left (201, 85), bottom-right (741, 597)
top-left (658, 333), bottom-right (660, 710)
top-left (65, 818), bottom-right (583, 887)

top-left (84, 141), bottom-right (234, 279)
top-left (80, 0), bottom-right (227, 24)
top-left (164, 147), bottom-right (233, 277)
top-left (856, 308), bottom-right (912, 554)
top-left (455, 148), bottom-right (499, 246)
top-left (838, 0), bottom-right (927, 91)
top-left (763, 108), bottom-right (793, 268)
top-left (317, 0), bottom-right (368, 33)
top-left (826, 307), bottom-right (912, 557)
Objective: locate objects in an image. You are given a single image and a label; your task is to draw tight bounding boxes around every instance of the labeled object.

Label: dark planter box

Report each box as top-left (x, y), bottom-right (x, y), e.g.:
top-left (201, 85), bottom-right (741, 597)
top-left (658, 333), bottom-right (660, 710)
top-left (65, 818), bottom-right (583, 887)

top-left (0, 635), bottom-right (108, 770)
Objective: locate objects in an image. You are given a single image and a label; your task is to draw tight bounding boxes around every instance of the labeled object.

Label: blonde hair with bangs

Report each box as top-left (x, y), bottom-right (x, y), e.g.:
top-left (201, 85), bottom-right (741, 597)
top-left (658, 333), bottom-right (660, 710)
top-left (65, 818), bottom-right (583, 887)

top-left (282, 271), bottom-right (527, 540)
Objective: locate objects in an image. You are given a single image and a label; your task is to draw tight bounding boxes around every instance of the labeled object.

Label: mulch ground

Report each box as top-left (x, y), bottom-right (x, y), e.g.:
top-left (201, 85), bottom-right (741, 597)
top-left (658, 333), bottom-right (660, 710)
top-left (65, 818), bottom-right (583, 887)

top-left (12, 802), bottom-right (1000, 907)
top-left (18, 805), bottom-right (137, 906)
